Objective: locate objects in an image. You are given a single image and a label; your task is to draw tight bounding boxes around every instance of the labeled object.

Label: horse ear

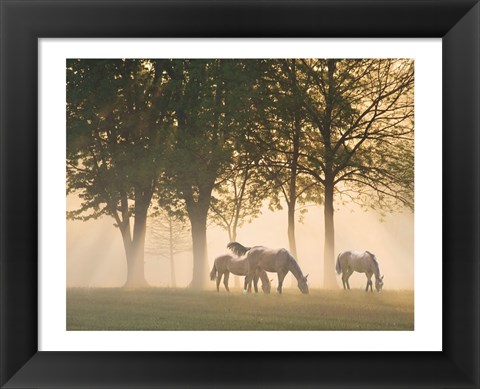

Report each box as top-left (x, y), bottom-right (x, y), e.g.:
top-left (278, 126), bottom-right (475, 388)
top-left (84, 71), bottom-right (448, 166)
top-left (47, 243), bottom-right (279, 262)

top-left (381, 275), bottom-right (384, 280)
top-left (305, 274), bottom-right (309, 279)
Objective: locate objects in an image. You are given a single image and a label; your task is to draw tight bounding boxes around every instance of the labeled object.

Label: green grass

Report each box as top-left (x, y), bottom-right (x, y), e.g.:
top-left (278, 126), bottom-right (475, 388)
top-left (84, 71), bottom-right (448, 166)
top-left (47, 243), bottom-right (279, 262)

top-left (67, 288), bottom-right (414, 331)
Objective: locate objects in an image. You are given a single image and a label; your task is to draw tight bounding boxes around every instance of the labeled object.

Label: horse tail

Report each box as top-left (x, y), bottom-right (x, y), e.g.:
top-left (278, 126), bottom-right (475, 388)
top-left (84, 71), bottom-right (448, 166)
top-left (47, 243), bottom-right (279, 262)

top-left (227, 241), bottom-right (251, 257)
top-left (210, 262), bottom-right (217, 281)
top-left (336, 253), bottom-right (342, 275)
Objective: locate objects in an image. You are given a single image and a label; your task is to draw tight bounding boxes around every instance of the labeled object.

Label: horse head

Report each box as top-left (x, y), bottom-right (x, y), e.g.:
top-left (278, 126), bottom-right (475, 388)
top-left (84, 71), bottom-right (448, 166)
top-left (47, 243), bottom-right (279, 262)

top-left (375, 275), bottom-right (384, 292)
top-left (298, 274), bottom-right (309, 294)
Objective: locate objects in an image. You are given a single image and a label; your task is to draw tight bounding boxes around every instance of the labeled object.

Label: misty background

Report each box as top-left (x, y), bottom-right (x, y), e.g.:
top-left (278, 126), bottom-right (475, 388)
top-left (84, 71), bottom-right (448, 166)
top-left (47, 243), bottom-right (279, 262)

top-left (67, 195), bottom-right (413, 289)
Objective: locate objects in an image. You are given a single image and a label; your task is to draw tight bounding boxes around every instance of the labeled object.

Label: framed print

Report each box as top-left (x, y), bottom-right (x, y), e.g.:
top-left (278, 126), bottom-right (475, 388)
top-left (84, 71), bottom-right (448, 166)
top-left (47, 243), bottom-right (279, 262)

top-left (1, 0), bottom-right (479, 388)
top-left (45, 40), bottom-right (437, 352)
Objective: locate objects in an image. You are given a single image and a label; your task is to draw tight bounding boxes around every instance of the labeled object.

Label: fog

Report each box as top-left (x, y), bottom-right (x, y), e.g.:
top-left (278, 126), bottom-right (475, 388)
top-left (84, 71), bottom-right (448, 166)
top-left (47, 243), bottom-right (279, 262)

top-left (67, 194), bottom-right (413, 290)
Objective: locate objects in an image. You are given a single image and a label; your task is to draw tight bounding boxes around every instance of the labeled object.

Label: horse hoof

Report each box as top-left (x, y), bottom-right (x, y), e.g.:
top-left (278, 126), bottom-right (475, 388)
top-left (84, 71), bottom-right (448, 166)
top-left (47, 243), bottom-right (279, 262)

top-left (243, 290), bottom-right (247, 295)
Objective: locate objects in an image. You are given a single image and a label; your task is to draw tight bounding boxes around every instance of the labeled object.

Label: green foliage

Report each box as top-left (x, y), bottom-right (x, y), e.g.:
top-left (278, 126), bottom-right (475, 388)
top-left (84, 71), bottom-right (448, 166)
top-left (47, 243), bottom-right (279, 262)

top-left (68, 58), bottom-right (413, 226)
top-left (67, 59), bottom-right (173, 224)
top-left (249, 59), bottom-right (324, 220)
top-left (159, 60), bottom-right (267, 220)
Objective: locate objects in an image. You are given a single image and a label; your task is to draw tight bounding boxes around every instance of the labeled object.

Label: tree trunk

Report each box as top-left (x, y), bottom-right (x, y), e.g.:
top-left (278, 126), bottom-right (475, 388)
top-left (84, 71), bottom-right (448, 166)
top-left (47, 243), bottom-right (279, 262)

top-left (189, 210), bottom-right (209, 290)
top-left (287, 200), bottom-right (298, 258)
top-left (170, 257), bottom-right (177, 288)
top-left (231, 229), bottom-right (241, 288)
top-left (322, 60), bottom-right (338, 289)
top-left (323, 179), bottom-right (338, 288)
top-left (124, 207), bottom-right (149, 288)
top-left (288, 201), bottom-right (299, 289)
top-left (289, 105), bottom-right (300, 287)
top-left (169, 219), bottom-right (177, 288)
top-left (288, 110), bottom-right (300, 260)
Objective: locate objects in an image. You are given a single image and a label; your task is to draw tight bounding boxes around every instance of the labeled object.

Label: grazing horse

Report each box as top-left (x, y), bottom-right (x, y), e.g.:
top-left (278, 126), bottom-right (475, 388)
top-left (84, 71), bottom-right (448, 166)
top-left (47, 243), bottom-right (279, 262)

top-left (336, 250), bottom-right (384, 292)
top-left (227, 242), bottom-right (309, 294)
top-left (210, 254), bottom-right (271, 294)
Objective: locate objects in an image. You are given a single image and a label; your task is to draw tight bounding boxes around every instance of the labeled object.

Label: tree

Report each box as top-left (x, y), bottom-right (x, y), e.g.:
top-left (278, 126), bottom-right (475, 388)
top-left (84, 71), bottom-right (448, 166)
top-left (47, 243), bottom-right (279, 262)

top-left (145, 210), bottom-right (191, 287)
top-left (209, 132), bottom-right (268, 243)
top-left (67, 59), bottom-right (173, 287)
top-left (161, 59), bottom-right (262, 289)
top-left (209, 153), bottom-right (266, 289)
top-left (252, 59), bottom-right (321, 259)
top-left (293, 59), bottom-right (414, 287)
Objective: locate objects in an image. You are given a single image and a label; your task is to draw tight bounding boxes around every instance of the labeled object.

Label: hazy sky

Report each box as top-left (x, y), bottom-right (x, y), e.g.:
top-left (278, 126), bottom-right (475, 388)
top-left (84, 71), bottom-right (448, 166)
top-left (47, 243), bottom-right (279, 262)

top-left (67, 194), bottom-right (413, 290)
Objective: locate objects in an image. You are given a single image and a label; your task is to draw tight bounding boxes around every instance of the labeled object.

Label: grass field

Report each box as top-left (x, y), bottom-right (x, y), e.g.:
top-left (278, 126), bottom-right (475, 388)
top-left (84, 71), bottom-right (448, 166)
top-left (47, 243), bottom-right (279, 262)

top-left (67, 288), bottom-right (414, 331)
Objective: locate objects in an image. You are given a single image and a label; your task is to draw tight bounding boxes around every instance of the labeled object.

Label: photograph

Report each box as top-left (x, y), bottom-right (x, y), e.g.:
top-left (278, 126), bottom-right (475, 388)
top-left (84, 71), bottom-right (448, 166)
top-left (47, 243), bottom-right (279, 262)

top-left (66, 58), bottom-right (414, 331)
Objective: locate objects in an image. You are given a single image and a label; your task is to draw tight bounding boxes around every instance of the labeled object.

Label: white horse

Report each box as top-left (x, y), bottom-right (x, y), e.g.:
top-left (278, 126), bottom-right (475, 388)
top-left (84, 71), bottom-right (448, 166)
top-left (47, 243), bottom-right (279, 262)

top-left (210, 253), bottom-right (271, 294)
top-left (336, 250), bottom-right (384, 292)
top-left (227, 242), bottom-right (309, 294)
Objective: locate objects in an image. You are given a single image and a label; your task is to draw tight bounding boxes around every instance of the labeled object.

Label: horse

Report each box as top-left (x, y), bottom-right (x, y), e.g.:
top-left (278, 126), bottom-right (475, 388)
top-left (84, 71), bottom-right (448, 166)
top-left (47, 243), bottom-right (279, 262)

top-left (336, 250), bottom-right (384, 292)
top-left (210, 254), bottom-right (271, 294)
top-left (227, 242), bottom-right (309, 294)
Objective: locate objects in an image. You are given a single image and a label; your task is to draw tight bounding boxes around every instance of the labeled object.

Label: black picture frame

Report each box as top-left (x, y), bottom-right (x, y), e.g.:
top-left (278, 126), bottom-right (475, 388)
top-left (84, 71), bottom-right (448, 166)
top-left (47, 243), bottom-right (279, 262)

top-left (1, 0), bottom-right (479, 387)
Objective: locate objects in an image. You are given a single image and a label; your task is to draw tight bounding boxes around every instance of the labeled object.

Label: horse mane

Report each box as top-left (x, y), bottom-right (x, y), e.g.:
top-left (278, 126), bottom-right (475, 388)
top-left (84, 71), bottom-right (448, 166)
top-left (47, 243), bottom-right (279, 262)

top-left (285, 251), bottom-right (304, 278)
top-left (227, 242), bottom-right (251, 257)
top-left (366, 251), bottom-right (380, 277)
top-left (290, 256), bottom-right (302, 275)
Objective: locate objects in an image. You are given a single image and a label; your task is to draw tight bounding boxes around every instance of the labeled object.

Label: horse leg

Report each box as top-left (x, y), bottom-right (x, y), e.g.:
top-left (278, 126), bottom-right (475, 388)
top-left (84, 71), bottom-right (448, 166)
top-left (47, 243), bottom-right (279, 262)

top-left (253, 271), bottom-right (259, 294)
top-left (366, 273), bottom-right (374, 292)
top-left (245, 276), bottom-right (252, 293)
top-left (277, 271), bottom-right (287, 294)
top-left (345, 269), bottom-right (352, 290)
top-left (247, 279), bottom-right (252, 293)
top-left (216, 272), bottom-right (222, 292)
top-left (365, 275), bottom-right (371, 292)
top-left (246, 274), bottom-right (253, 293)
top-left (223, 271), bottom-right (230, 292)
top-left (244, 272), bottom-right (254, 294)
top-left (341, 271), bottom-right (347, 290)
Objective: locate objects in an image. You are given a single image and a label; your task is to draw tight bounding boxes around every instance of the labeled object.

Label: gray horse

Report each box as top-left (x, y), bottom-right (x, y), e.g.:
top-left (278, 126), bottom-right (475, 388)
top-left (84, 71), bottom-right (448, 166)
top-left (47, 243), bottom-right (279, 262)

top-left (227, 242), bottom-right (309, 294)
top-left (336, 250), bottom-right (384, 292)
top-left (210, 253), bottom-right (271, 294)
